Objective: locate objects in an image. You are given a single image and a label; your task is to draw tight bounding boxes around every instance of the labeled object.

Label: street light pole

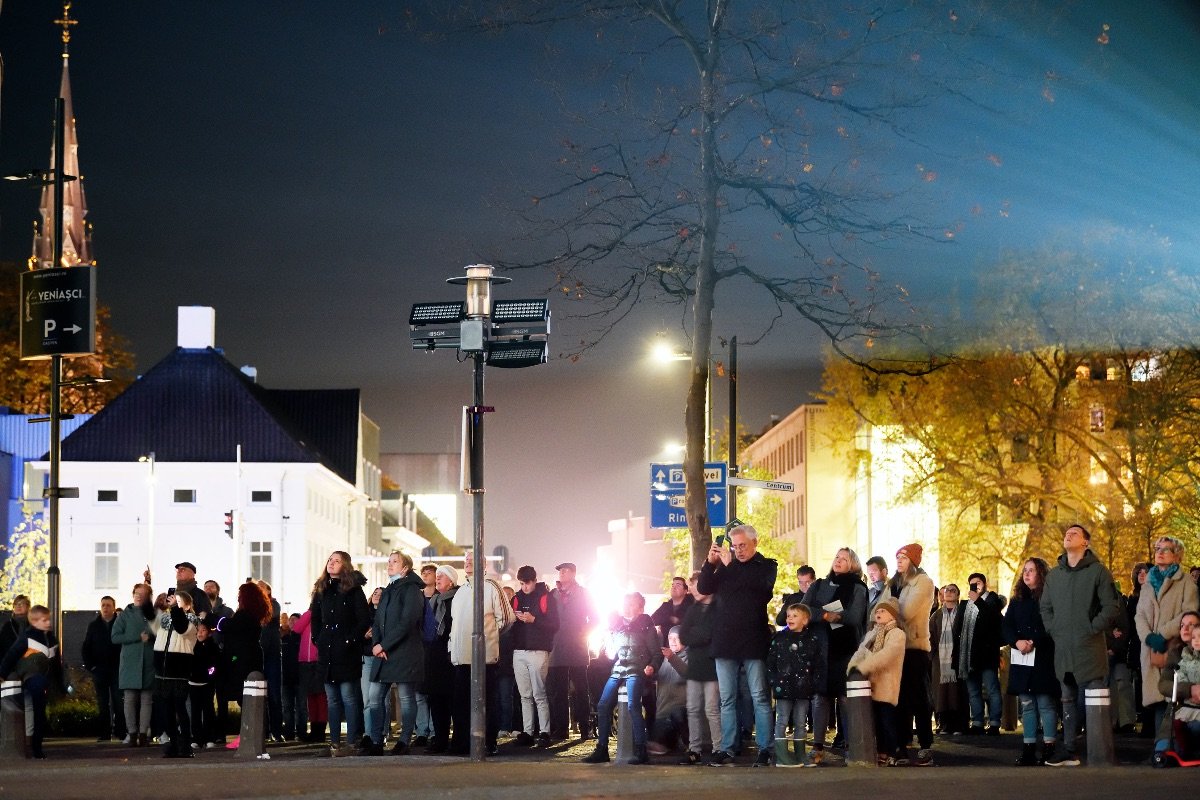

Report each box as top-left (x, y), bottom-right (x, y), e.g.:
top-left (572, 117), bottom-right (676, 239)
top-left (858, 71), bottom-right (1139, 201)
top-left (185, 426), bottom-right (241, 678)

top-left (47, 96), bottom-right (66, 635)
top-left (728, 336), bottom-right (738, 520)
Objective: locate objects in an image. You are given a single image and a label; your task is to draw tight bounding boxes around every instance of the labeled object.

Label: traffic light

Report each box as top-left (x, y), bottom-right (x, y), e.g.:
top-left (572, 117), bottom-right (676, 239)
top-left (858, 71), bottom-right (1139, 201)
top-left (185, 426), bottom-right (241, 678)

top-left (224, 510), bottom-right (234, 538)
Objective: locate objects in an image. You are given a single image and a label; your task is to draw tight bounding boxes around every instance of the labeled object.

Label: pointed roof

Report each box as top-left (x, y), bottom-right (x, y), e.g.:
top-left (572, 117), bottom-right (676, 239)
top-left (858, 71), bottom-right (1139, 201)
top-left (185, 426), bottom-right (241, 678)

top-left (31, 2), bottom-right (93, 269)
top-left (58, 348), bottom-right (362, 486)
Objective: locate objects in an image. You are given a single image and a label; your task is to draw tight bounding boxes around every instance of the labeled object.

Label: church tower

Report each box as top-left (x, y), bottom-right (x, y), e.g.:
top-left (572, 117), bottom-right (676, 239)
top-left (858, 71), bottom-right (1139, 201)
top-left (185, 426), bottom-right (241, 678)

top-left (30, 1), bottom-right (93, 269)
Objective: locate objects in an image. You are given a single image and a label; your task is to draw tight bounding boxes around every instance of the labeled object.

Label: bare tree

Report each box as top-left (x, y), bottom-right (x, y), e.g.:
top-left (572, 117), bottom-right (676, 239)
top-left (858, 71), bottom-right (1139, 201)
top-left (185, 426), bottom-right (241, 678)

top-left (425, 1), bottom-right (1016, 567)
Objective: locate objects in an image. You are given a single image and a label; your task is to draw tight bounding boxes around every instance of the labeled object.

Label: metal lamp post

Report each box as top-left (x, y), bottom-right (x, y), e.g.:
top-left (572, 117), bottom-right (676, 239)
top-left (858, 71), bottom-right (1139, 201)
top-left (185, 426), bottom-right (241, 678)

top-left (410, 265), bottom-right (549, 761)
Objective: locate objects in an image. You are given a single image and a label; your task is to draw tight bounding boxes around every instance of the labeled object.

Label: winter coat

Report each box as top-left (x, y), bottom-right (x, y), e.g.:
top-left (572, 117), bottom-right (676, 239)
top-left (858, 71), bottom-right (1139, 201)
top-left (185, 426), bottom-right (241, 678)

top-left (511, 581), bottom-right (559, 652)
top-left (548, 583), bottom-right (594, 667)
top-left (0, 626), bottom-right (60, 684)
top-left (891, 571), bottom-right (935, 652)
top-left (292, 609), bottom-right (319, 664)
top-left (81, 613), bottom-right (120, 684)
top-left (651, 596), bottom-right (694, 647)
top-left (767, 626), bottom-right (827, 700)
top-left (176, 578), bottom-right (213, 620)
top-left (423, 587), bottom-right (457, 695)
top-left (678, 600), bottom-right (718, 682)
top-left (111, 600), bottom-right (156, 691)
top-left (219, 609), bottom-right (265, 697)
top-left (281, 631), bottom-right (301, 686)
top-left (696, 551), bottom-right (778, 660)
top-left (961, 592), bottom-right (1006, 673)
top-left (801, 571), bottom-right (869, 694)
top-left (1136, 566), bottom-right (1199, 705)
top-left (603, 613), bottom-right (663, 679)
top-left (372, 571), bottom-right (426, 685)
top-left (159, 605), bottom-right (199, 681)
top-left (847, 624), bottom-right (906, 706)
top-left (189, 638), bottom-right (221, 686)
top-left (1040, 549), bottom-right (1120, 685)
top-left (657, 649), bottom-right (689, 715)
top-left (929, 604), bottom-right (964, 688)
top-left (1001, 594), bottom-right (1060, 697)
top-left (311, 580), bottom-right (370, 683)
top-left (449, 578), bottom-right (510, 666)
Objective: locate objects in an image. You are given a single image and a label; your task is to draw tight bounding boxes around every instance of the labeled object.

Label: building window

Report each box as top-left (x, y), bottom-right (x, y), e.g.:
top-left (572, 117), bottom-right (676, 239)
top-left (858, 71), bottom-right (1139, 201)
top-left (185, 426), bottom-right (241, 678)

top-left (250, 541), bottom-right (273, 584)
top-left (95, 542), bottom-right (119, 590)
top-left (97, 489), bottom-right (119, 502)
top-left (251, 490), bottom-right (273, 503)
top-left (173, 489), bottom-right (197, 503)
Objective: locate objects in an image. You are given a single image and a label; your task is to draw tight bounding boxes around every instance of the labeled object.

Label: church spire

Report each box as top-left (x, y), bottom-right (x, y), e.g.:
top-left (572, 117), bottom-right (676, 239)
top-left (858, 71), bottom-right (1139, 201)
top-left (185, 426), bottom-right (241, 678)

top-left (30, 1), bottom-right (93, 269)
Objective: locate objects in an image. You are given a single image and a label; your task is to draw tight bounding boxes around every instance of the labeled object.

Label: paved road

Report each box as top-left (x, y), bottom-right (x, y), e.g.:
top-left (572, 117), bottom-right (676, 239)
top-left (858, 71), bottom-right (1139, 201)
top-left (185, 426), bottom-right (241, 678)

top-left (0, 731), bottom-right (1189, 800)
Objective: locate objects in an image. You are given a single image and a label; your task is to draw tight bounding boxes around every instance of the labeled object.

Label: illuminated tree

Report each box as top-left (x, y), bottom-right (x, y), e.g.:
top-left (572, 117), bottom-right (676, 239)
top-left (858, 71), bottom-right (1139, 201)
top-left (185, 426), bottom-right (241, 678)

top-left (0, 511), bottom-right (49, 608)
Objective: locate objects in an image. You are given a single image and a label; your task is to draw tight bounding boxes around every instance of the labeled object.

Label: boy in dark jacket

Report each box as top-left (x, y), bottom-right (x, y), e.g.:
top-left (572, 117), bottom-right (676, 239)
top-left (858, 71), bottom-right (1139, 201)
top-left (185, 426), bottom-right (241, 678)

top-left (0, 604), bottom-right (62, 759)
top-left (189, 621), bottom-right (221, 748)
top-left (582, 592), bottom-right (663, 765)
top-left (511, 565), bottom-right (559, 747)
top-left (767, 603), bottom-right (827, 766)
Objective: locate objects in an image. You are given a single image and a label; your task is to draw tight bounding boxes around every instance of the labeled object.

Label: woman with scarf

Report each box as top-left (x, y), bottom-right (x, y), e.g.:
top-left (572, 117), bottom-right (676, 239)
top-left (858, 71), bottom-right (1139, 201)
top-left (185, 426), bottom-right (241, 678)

top-left (888, 542), bottom-right (936, 766)
top-left (1136, 535), bottom-right (1198, 748)
top-left (929, 584), bottom-right (968, 735)
top-left (800, 546), bottom-right (868, 764)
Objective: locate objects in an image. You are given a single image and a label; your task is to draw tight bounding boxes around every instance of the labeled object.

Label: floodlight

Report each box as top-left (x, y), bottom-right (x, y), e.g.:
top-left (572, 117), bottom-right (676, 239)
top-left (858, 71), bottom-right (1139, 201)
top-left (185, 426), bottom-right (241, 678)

top-left (409, 301), bottom-right (465, 326)
top-left (486, 340), bottom-right (548, 368)
top-left (491, 298), bottom-right (550, 342)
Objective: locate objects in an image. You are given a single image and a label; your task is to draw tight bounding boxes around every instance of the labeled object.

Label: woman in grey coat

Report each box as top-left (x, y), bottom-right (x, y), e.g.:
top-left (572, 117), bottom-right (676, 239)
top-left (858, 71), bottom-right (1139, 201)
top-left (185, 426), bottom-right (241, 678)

top-left (369, 551), bottom-right (426, 753)
top-left (110, 582), bottom-right (156, 746)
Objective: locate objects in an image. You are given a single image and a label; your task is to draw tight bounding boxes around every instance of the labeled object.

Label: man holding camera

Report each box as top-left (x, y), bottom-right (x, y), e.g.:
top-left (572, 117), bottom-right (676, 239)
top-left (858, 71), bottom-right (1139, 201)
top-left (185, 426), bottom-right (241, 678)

top-left (959, 572), bottom-right (1006, 735)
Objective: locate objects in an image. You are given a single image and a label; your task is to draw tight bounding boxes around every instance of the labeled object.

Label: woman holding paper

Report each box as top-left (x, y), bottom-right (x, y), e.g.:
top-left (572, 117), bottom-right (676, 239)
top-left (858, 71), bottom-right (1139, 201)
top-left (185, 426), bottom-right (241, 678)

top-left (1002, 557), bottom-right (1060, 766)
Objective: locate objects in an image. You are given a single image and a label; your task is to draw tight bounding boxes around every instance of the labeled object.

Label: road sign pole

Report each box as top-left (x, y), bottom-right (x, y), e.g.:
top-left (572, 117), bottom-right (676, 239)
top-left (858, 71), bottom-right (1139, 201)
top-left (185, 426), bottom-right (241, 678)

top-left (47, 97), bottom-right (66, 637)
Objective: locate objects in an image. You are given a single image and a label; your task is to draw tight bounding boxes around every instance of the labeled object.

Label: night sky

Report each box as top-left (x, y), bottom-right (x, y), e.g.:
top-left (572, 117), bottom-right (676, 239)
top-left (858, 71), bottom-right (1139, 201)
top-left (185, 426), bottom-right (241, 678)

top-left (2, 2), bottom-right (1198, 573)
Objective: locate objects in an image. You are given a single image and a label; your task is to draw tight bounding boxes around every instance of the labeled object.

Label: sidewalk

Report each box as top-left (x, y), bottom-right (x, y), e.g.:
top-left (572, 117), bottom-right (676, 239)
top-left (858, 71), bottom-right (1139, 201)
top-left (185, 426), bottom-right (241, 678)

top-left (0, 730), bottom-right (1185, 800)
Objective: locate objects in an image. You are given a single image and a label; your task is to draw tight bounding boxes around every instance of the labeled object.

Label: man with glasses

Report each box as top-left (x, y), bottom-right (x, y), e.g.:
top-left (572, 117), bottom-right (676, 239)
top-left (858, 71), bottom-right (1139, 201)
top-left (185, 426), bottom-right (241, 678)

top-left (697, 524), bottom-right (778, 766)
top-left (1041, 523), bottom-right (1119, 766)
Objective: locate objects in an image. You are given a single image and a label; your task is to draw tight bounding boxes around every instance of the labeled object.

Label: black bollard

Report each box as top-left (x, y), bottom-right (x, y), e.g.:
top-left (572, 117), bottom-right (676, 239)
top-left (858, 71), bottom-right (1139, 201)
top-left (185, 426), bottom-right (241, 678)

top-left (0, 680), bottom-right (27, 760)
top-left (238, 671), bottom-right (268, 759)
top-left (1084, 686), bottom-right (1116, 765)
top-left (844, 671), bottom-right (877, 767)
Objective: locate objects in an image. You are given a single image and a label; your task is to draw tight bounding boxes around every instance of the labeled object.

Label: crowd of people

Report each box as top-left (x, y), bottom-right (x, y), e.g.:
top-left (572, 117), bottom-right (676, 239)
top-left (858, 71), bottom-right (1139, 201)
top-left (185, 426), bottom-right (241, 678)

top-left (2, 521), bottom-right (1198, 769)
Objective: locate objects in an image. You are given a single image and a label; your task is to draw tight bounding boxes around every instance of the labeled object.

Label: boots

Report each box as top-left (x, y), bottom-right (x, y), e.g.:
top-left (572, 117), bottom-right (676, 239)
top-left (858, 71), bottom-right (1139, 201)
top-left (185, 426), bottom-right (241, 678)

top-left (628, 743), bottom-right (649, 765)
top-left (309, 720), bottom-right (327, 744)
top-left (1015, 742), bottom-right (1038, 766)
top-left (582, 743), bottom-right (611, 763)
top-left (775, 739), bottom-right (801, 767)
top-left (1037, 741), bottom-right (1054, 766)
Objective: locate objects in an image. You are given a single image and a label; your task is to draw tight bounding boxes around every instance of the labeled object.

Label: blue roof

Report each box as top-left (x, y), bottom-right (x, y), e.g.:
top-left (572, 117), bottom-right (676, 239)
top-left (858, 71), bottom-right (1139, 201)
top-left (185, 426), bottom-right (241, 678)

top-left (58, 348), bottom-right (360, 485)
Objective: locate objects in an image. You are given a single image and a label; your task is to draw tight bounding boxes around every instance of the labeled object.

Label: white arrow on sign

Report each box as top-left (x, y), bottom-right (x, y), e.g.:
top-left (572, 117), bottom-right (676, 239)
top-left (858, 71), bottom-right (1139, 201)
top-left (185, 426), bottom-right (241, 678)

top-left (654, 469), bottom-right (667, 482)
top-left (709, 493), bottom-right (722, 504)
top-left (64, 324), bottom-right (82, 334)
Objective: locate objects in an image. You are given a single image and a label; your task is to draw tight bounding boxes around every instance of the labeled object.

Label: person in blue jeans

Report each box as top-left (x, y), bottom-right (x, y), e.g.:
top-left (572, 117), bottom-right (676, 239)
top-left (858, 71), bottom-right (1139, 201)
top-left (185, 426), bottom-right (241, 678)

top-left (961, 572), bottom-right (1005, 734)
top-left (582, 593), bottom-right (663, 765)
top-left (697, 524), bottom-right (778, 767)
top-left (310, 551), bottom-right (370, 757)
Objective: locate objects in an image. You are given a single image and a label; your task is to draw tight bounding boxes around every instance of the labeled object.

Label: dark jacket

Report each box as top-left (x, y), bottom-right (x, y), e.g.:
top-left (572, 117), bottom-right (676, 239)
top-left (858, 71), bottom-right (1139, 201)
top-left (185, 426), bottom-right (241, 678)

top-left (678, 600), bottom-right (718, 682)
top-left (0, 626), bottom-right (61, 686)
top-left (218, 609), bottom-right (264, 698)
top-left (0, 614), bottom-right (27, 660)
top-left (651, 596), bottom-right (694, 647)
top-left (178, 579), bottom-right (213, 620)
top-left (511, 581), bottom-right (559, 652)
top-left (1106, 593), bottom-right (1132, 664)
top-left (697, 552), bottom-right (778, 660)
top-left (1001, 593), bottom-right (1060, 696)
top-left (422, 586), bottom-right (457, 695)
top-left (767, 625), bottom-right (827, 700)
top-left (281, 630), bottom-right (301, 686)
top-left (372, 571), bottom-right (426, 684)
top-left (548, 583), bottom-right (594, 668)
top-left (604, 613), bottom-right (662, 679)
top-left (965, 591), bottom-right (1007, 673)
top-left (82, 613), bottom-right (121, 684)
top-left (311, 580), bottom-right (370, 683)
top-left (1041, 549), bottom-right (1120, 684)
top-left (190, 637), bottom-right (221, 686)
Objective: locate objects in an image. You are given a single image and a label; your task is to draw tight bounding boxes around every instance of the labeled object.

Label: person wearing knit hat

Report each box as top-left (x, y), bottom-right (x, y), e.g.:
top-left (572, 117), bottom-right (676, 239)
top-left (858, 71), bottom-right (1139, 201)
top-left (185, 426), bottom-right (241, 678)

top-left (435, 565), bottom-right (459, 585)
top-left (895, 543), bottom-right (923, 569)
top-left (848, 594), bottom-right (907, 766)
top-left (889, 542), bottom-right (936, 766)
top-left (875, 596), bottom-right (901, 624)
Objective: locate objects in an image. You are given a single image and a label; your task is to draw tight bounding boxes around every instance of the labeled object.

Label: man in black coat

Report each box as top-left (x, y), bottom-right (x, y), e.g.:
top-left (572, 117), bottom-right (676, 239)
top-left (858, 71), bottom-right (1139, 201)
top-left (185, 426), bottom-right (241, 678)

top-left (81, 595), bottom-right (125, 741)
top-left (697, 524), bottom-right (777, 766)
top-left (961, 572), bottom-right (1006, 734)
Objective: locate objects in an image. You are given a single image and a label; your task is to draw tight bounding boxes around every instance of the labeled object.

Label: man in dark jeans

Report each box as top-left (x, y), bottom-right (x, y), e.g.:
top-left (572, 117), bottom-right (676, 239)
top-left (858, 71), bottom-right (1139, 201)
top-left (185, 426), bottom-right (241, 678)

top-left (258, 580), bottom-right (285, 743)
top-left (82, 595), bottom-right (125, 741)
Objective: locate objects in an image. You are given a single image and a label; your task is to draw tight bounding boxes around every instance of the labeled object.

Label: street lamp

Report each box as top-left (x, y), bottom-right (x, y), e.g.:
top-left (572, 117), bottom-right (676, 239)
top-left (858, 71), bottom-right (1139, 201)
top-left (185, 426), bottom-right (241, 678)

top-left (409, 264), bottom-right (549, 762)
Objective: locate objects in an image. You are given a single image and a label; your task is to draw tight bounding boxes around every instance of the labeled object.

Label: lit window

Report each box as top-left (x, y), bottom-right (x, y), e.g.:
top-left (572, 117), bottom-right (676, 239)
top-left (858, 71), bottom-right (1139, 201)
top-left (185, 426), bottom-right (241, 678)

top-left (95, 542), bottom-right (119, 590)
top-left (250, 541), bottom-right (273, 584)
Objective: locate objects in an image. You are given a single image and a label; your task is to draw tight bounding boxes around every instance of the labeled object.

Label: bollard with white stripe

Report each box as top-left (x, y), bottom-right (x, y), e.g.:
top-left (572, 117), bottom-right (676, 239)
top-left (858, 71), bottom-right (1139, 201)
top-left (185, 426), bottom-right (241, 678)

top-left (613, 684), bottom-right (633, 766)
top-left (238, 671), bottom-right (269, 759)
top-left (0, 680), bottom-right (27, 759)
top-left (844, 671), bottom-right (877, 767)
top-left (1084, 686), bottom-right (1116, 765)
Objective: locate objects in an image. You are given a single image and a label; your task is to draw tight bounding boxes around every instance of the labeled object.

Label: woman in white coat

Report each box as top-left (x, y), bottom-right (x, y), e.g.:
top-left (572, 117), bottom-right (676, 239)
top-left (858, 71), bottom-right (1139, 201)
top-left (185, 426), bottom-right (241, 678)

top-left (1136, 535), bottom-right (1199, 737)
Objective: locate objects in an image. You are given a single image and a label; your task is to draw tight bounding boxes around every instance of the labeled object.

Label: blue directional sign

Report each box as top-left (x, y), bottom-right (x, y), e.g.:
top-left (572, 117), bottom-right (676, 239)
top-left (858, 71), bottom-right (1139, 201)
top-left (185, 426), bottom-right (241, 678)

top-left (650, 461), bottom-right (727, 528)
